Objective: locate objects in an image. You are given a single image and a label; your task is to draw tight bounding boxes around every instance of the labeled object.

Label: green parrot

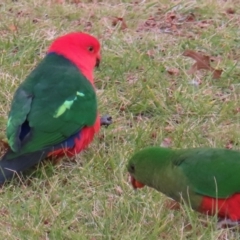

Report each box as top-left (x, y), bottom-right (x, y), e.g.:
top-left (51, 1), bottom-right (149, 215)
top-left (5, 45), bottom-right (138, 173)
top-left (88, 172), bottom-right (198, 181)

top-left (128, 147), bottom-right (240, 226)
top-left (0, 32), bottom-right (112, 183)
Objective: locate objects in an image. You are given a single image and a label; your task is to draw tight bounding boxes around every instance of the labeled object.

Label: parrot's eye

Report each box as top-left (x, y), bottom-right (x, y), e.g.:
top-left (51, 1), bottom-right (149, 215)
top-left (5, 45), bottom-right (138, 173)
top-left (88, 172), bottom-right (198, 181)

top-left (130, 164), bottom-right (135, 173)
top-left (88, 46), bottom-right (94, 52)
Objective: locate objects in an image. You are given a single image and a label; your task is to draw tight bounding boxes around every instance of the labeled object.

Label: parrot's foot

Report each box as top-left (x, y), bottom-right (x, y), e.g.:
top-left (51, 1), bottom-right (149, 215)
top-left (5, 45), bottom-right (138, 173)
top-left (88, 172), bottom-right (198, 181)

top-left (217, 218), bottom-right (240, 229)
top-left (100, 114), bottom-right (112, 127)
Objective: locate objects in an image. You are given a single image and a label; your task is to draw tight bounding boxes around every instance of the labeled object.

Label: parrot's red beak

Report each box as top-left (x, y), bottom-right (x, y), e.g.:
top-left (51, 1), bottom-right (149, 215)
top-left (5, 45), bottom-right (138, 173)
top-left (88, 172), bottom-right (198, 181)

top-left (130, 175), bottom-right (145, 189)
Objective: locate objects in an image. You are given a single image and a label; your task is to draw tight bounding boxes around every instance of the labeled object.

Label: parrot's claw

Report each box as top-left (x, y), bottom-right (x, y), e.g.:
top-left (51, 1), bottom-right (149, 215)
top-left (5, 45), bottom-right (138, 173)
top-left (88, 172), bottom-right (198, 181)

top-left (217, 218), bottom-right (240, 229)
top-left (100, 114), bottom-right (112, 127)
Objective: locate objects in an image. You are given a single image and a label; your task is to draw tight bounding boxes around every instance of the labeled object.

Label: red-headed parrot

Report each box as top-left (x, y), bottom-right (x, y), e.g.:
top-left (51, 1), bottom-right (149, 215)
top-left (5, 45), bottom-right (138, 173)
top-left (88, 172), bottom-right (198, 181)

top-left (0, 32), bottom-right (112, 183)
top-left (128, 147), bottom-right (240, 227)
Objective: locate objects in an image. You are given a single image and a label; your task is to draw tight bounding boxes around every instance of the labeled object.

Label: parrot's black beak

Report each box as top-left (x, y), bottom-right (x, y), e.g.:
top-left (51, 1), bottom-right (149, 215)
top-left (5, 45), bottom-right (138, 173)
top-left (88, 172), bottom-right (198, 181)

top-left (95, 54), bottom-right (101, 67)
top-left (95, 57), bottom-right (100, 68)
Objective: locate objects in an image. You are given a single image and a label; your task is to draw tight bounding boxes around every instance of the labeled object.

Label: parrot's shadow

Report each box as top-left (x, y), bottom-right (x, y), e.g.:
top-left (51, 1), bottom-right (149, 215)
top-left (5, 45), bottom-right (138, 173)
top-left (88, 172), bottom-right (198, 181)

top-left (3, 156), bottom-right (79, 187)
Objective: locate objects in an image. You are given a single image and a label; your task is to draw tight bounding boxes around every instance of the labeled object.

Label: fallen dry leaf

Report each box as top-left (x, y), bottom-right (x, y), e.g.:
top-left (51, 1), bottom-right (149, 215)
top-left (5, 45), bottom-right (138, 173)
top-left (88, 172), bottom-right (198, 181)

top-left (112, 17), bottom-right (127, 30)
top-left (183, 50), bottom-right (223, 79)
top-left (226, 8), bottom-right (235, 14)
top-left (160, 137), bottom-right (172, 148)
top-left (183, 13), bottom-right (196, 22)
top-left (8, 24), bottom-right (17, 32)
top-left (184, 223), bottom-right (193, 231)
top-left (196, 20), bottom-right (211, 29)
top-left (146, 49), bottom-right (155, 58)
top-left (151, 132), bottom-right (157, 139)
top-left (212, 69), bottom-right (222, 79)
top-left (167, 68), bottom-right (180, 76)
top-left (165, 12), bottom-right (177, 23)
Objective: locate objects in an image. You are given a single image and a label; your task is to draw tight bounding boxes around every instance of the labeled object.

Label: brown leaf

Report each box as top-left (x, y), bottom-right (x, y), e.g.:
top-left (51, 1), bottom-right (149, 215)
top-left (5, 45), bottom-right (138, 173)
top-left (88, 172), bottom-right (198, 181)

top-left (167, 68), bottom-right (180, 76)
top-left (183, 50), bottom-right (222, 79)
top-left (197, 20), bottom-right (210, 28)
top-left (151, 132), bottom-right (157, 139)
top-left (112, 17), bottom-right (127, 30)
top-left (183, 50), bottom-right (210, 70)
top-left (226, 8), bottom-right (235, 14)
top-left (32, 18), bottom-right (40, 23)
top-left (8, 24), bottom-right (17, 32)
top-left (185, 13), bottom-right (196, 22)
top-left (120, 105), bottom-right (125, 111)
top-left (212, 69), bottom-right (223, 79)
top-left (184, 223), bottom-right (193, 231)
top-left (146, 49), bottom-right (155, 58)
top-left (43, 219), bottom-right (51, 225)
top-left (165, 12), bottom-right (177, 23)
top-left (160, 137), bottom-right (172, 148)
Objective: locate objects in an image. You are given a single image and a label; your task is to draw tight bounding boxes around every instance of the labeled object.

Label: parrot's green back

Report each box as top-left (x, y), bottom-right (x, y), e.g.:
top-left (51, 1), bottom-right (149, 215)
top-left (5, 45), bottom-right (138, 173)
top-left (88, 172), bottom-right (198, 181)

top-left (128, 147), bottom-right (240, 209)
top-left (7, 53), bottom-right (97, 157)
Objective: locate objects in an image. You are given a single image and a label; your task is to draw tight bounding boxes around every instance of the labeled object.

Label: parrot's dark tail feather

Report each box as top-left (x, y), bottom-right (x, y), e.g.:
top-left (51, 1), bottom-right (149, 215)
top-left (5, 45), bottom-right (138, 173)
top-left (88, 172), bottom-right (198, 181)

top-left (0, 150), bottom-right (48, 184)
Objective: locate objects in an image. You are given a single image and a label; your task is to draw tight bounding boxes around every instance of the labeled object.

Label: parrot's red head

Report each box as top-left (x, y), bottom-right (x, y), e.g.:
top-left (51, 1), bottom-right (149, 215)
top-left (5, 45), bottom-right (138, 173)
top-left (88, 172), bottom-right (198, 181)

top-left (48, 32), bottom-right (101, 84)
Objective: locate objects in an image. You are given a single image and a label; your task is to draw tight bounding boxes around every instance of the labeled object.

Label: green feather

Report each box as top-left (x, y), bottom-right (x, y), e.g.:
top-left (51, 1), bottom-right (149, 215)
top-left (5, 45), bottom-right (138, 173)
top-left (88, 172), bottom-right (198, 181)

top-left (7, 53), bottom-right (97, 156)
top-left (54, 96), bottom-right (77, 118)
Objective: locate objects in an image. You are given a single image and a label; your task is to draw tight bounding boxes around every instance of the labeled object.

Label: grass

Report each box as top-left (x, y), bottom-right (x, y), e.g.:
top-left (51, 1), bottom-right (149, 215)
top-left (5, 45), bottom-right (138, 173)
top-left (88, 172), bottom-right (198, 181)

top-left (1, 0), bottom-right (240, 239)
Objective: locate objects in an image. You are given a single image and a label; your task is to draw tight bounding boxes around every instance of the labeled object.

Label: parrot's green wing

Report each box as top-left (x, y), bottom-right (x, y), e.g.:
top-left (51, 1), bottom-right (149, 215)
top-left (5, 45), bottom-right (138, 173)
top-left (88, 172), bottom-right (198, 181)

top-left (7, 53), bottom-right (97, 156)
top-left (7, 88), bottom-right (33, 152)
top-left (174, 148), bottom-right (240, 198)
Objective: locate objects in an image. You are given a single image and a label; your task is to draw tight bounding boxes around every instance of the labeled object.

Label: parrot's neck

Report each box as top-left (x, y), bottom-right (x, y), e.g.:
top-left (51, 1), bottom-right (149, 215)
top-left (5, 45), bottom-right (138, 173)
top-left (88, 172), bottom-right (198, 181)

top-left (47, 51), bottom-right (95, 85)
top-left (63, 52), bottom-right (95, 85)
top-left (75, 63), bottom-right (94, 84)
